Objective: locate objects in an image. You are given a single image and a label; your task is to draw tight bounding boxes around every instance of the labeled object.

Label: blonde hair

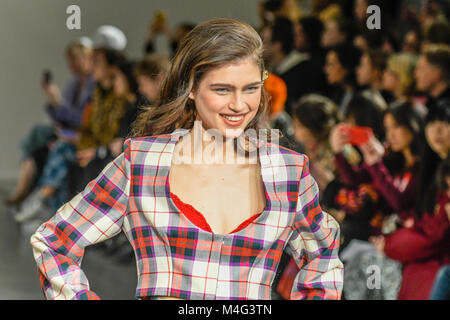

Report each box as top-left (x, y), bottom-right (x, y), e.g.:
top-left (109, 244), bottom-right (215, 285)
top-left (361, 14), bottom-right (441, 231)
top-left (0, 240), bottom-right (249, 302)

top-left (65, 39), bottom-right (92, 58)
top-left (386, 53), bottom-right (418, 98)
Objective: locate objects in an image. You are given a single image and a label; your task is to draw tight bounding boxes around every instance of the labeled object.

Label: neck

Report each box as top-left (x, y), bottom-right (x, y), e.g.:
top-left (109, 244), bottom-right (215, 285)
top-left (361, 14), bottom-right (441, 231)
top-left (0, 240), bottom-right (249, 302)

top-left (343, 83), bottom-right (353, 92)
top-left (179, 122), bottom-right (253, 166)
top-left (430, 82), bottom-right (448, 98)
top-left (402, 148), bottom-right (415, 167)
top-left (438, 150), bottom-right (448, 160)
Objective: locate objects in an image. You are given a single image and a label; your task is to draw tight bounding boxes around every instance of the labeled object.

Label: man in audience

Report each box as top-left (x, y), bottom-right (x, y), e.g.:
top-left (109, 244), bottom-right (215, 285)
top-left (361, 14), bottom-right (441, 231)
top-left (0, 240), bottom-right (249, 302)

top-left (415, 44), bottom-right (450, 113)
top-left (262, 16), bottom-right (321, 116)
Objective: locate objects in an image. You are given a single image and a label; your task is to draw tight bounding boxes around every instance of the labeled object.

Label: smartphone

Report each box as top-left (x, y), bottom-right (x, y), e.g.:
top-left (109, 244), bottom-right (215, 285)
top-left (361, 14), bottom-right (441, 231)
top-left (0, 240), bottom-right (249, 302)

top-left (347, 126), bottom-right (373, 146)
top-left (42, 70), bottom-right (53, 85)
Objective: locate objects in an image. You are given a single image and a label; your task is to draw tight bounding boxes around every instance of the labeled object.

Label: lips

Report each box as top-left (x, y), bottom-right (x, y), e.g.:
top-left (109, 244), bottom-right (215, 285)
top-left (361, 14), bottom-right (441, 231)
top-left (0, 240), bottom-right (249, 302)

top-left (220, 113), bottom-right (247, 126)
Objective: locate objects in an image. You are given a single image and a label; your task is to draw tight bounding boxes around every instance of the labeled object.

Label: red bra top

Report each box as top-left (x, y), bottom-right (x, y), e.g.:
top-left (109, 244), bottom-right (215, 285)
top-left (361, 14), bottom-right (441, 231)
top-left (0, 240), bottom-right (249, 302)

top-left (170, 192), bottom-right (264, 234)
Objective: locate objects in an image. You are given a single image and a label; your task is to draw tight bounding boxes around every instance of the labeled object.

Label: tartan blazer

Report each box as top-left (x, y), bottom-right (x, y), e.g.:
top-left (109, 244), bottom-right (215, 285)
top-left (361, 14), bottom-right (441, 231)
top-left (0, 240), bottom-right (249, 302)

top-left (30, 127), bottom-right (344, 300)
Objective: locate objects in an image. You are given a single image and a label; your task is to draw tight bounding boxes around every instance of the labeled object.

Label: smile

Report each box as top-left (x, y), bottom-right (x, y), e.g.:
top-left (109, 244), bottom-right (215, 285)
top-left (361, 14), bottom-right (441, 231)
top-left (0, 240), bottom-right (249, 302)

top-left (219, 113), bottom-right (248, 126)
top-left (221, 114), bottom-right (244, 121)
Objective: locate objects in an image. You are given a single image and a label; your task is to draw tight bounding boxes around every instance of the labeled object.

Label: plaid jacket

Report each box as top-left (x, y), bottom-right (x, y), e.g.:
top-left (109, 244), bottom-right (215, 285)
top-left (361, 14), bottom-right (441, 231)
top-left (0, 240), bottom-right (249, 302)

top-left (30, 128), bottom-right (344, 300)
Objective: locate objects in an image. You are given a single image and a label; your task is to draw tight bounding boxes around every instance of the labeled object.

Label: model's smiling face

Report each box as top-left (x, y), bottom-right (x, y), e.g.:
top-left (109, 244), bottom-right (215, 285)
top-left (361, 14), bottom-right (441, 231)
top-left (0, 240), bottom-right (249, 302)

top-left (189, 57), bottom-right (262, 139)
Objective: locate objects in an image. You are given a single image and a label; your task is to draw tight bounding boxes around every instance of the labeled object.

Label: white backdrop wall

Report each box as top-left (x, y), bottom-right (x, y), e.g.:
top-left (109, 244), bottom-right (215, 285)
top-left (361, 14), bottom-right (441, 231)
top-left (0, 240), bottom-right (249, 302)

top-left (0, 0), bottom-right (261, 180)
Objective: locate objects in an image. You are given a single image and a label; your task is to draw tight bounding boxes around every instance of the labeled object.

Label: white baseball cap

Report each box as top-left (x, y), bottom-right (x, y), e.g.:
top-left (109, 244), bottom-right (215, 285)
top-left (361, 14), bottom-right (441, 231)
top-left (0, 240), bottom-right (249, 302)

top-left (92, 25), bottom-right (127, 51)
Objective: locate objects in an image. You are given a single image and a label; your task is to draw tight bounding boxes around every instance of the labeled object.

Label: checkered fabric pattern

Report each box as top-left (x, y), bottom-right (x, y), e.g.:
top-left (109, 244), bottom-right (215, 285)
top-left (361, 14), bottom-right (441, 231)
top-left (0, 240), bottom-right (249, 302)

top-left (30, 128), bottom-right (343, 300)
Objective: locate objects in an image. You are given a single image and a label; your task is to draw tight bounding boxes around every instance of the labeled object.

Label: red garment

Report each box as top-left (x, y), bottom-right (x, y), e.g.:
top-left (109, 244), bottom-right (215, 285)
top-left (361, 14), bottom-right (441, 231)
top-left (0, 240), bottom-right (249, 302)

top-left (384, 192), bottom-right (450, 300)
top-left (170, 192), bottom-right (264, 234)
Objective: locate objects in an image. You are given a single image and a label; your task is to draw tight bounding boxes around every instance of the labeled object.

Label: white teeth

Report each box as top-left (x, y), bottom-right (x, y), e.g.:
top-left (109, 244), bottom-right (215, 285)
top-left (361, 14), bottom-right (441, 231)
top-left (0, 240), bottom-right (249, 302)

top-left (222, 115), bottom-right (244, 121)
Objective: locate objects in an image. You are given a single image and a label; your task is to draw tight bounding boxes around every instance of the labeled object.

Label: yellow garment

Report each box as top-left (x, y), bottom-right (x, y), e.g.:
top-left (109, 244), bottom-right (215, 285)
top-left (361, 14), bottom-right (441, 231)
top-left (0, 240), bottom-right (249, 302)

top-left (77, 85), bottom-right (126, 150)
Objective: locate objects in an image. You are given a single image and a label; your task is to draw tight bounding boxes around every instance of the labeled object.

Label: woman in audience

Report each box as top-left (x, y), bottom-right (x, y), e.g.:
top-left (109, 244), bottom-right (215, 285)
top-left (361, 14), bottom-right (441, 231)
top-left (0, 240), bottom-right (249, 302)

top-left (69, 46), bottom-right (126, 197)
top-left (356, 49), bottom-right (390, 108)
top-left (327, 95), bottom-right (385, 251)
top-left (380, 105), bottom-right (450, 299)
top-left (321, 17), bottom-right (354, 49)
top-left (5, 39), bottom-right (95, 208)
top-left (134, 53), bottom-right (170, 104)
top-left (324, 44), bottom-right (362, 118)
top-left (357, 103), bottom-right (423, 223)
top-left (382, 53), bottom-right (418, 108)
top-left (291, 94), bottom-right (338, 194)
top-left (99, 59), bottom-right (148, 261)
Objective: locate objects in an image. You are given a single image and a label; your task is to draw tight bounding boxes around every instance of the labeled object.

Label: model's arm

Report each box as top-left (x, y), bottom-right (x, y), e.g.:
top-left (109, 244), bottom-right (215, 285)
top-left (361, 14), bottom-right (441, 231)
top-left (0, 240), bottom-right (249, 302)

top-left (288, 155), bottom-right (344, 300)
top-left (30, 138), bottom-right (132, 300)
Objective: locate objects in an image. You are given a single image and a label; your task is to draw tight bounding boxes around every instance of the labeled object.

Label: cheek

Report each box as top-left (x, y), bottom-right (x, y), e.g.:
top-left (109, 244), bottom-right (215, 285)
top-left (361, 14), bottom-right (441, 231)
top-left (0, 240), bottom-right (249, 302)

top-left (398, 128), bottom-right (413, 146)
top-left (248, 91), bottom-right (262, 110)
top-left (425, 126), bottom-right (436, 145)
top-left (196, 91), bottom-right (226, 113)
top-left (114, 76), bottom-right (127, 94)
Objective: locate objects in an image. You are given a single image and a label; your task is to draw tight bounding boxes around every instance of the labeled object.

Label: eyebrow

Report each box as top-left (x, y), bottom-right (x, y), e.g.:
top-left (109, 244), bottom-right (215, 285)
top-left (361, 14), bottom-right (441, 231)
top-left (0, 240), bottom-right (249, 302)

top-left (209, 82), bottom-right (262, 89)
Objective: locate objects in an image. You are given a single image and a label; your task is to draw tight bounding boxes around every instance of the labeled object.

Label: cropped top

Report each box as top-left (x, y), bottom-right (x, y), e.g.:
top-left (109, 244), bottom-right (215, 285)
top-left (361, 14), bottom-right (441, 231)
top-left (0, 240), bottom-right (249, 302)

top-left (30, 127), bottom-right (343, 300)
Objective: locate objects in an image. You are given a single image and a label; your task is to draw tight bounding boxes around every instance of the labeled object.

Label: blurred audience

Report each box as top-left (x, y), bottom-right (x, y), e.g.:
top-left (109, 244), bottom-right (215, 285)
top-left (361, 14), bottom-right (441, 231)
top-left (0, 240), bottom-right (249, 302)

top-left (6, 0), bottom-right (450, 297)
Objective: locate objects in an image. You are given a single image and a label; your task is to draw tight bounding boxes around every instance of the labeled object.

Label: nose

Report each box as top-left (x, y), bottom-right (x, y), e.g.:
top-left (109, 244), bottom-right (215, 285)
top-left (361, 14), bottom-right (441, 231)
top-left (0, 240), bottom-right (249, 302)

top-left (228, 92), bottom-right (247, 113)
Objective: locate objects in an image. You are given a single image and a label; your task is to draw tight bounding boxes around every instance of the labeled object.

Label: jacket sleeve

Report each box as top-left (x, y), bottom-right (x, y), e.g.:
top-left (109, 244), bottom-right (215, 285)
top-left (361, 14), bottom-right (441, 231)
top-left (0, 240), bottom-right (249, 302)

top-left (29, 138), bottom-right (132, 300)
top-left (363, 160), bottom-right (419, 214)
top-left (384, 203), bottom-right (449, 263)
top-left (334, 152), bottom-right (371, 187)
top-left (288, 155), bottom-right (344, 300)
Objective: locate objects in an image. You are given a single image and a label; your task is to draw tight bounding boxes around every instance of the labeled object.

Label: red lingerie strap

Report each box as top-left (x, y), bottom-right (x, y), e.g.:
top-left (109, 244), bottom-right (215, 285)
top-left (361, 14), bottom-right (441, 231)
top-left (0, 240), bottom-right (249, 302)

top-left (170, 192), bottom-right (263, 234)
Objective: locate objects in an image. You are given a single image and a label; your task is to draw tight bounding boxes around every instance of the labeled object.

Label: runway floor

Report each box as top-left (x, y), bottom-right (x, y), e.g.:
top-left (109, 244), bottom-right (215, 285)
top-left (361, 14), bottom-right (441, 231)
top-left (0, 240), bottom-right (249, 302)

top-left (0, 181), bottom-right (137, 300)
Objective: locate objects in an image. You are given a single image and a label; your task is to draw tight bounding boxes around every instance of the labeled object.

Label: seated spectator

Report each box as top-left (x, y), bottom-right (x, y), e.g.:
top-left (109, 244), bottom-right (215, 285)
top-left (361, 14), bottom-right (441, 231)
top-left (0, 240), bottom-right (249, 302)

top-left (323, 44), bottom-right (362, 118)
top-left (262, 17), bottom-right (322, 116)
top-left (402, 28), bottom-right (422, 55)
top-left (5, 38), bottom-right (95, 208)
top-left (329, 101), bottom-right (423, 300)
top-left (134, 53), bottom-right (170, 104)
top-left (293, 16), bottom-right (329, 96)
top-left (43, 38), bottom-right (97, 130)
top-left (415, 44), bottom-right (450, 114)
top-left (382, 52), bottom-right (418, 108)
top-left (69, 26), bottom-right (128, 197)
top-left (422, 20), bottom-right (450, 48)
top-left (362, 103), bottom-right (449, 300)
top-left (264, 72), bottom-right (301, 152)
top-left (358, 103), bottom-right (423, 222)
top-left (291, 94), bottom-right (338, 194)
top-left (383, 142), bottom-right (449, 299)
top-left (13, 135), bottom-right (78, 223)
top-left (321, 16), bottom-right (354, 49)
top-left (356, 49), bottom-right (390, 108)
top-left (327, 95), bottom-right (385, 250)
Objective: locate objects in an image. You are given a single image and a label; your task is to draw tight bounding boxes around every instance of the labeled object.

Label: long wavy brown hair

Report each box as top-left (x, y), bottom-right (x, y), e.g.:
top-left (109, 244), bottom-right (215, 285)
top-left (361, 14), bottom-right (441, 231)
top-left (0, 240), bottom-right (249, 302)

top-left (129, 18), bottom-right (274, 145)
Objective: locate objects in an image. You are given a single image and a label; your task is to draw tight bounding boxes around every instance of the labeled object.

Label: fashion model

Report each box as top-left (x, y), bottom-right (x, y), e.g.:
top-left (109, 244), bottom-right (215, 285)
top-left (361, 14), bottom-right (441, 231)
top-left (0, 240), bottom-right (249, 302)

top-left (30, 18), bottom-right (343, 300)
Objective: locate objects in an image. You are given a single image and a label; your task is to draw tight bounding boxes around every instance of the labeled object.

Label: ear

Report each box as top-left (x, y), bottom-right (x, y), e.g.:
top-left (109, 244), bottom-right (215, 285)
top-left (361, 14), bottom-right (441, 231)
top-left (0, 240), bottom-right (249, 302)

top-left (189, 90), bottom-right (195, 100)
